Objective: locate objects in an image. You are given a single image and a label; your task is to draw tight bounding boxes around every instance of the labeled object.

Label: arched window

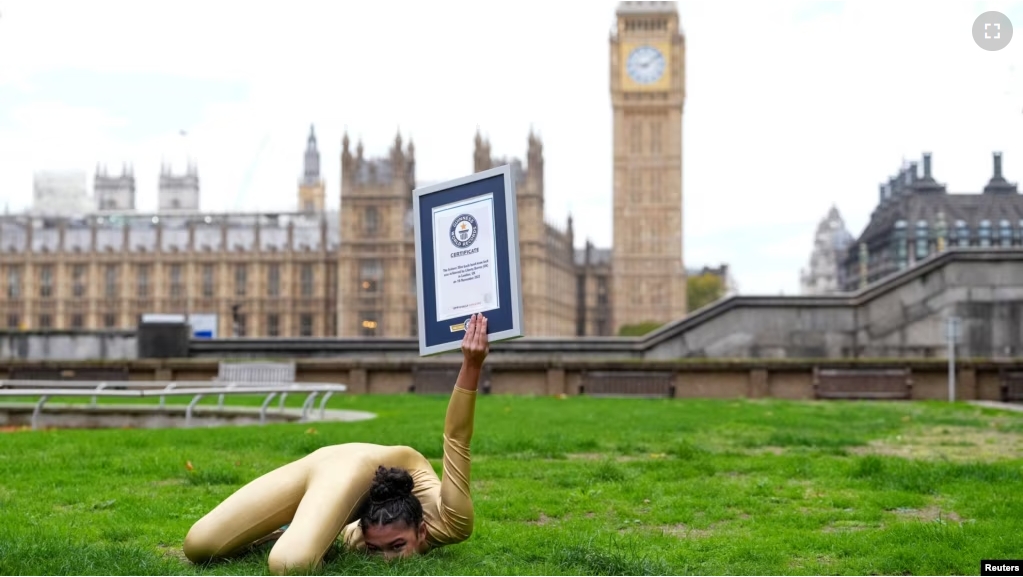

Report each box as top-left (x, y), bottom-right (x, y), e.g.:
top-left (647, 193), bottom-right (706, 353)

top-left (1000, 219), bottom-right (1013, 247)
top-left (915, 220), bottom-right (929, 259)
top-left (979, 219), bottom-right (992, 247)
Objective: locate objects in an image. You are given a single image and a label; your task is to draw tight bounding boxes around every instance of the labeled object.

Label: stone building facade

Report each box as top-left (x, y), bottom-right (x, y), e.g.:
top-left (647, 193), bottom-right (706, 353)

top-left (0, 127), bottom-right (339, 337)
top-left (800, 205), bottom-right (854, 295)
top-left (336, 132), bottom-right (418, 337)
top-left (335, 129), bottom-right (582, 338)
top-left (0, 124), bottom-right (601, 339)
top-left (842, 152), bottom-right (1023, 291)
top-left (472, 131), bottom-right (577, 337)
top-left (0, 211), bottom-right (339, 336)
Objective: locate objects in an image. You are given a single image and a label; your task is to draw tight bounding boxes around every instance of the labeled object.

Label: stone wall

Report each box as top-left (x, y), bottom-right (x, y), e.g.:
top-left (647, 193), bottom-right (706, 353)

top-left (0, 357), bottom-right (1017, 401)
top-left (643, 249), bottom-right (1023, 360)
top-left (0, 330), bottom-right (136, 361)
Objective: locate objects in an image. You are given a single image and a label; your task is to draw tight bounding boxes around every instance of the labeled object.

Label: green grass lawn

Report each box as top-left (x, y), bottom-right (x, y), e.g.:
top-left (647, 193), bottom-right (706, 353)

top-left (1, 394), bottom-right (1022, 575)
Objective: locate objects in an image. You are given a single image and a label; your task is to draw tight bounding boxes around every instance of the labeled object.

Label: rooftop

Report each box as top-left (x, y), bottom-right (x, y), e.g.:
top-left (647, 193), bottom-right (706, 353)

top-left (0, 210), bottom-right (336, 229)
top-left (0, 210), bottom-right (340, 254)
top-left (574, 246), bottom-right (612, 267)
top-left (858, 192), bottom-right (1023, 246)
top-left (617, 1), bottom-right (677, 14)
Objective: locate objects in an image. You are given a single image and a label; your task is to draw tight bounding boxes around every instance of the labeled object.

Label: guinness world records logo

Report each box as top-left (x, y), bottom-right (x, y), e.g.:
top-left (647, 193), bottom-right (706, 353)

top-left (450, 214), bottom-right (478, 248)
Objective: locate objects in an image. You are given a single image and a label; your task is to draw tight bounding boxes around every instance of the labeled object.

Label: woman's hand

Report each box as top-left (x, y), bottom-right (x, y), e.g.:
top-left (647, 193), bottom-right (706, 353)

top-left (461, 313), bottom-right (489, 368)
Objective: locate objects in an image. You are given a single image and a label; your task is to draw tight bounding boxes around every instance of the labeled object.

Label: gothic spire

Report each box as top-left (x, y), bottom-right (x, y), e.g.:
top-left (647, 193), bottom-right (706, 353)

top-left (303, 123), bottom-right (321, 181)
top-left (306, 124), bottom-right (317, 151)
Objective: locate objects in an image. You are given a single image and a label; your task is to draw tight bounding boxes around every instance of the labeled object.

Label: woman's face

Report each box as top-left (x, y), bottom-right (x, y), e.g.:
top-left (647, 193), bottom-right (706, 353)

top-left (364, 521), bottom-right (426, 561)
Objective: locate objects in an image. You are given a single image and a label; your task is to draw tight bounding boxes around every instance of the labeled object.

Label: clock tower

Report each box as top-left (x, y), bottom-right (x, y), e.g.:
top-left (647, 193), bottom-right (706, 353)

top-left (610, 1), bottom-right (687, 334)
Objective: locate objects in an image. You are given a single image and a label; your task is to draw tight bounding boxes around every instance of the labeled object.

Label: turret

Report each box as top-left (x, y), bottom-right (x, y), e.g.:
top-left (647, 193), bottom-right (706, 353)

top-left (390, 129), bottom-right (405, 165)
top-left (526, 128), bottom-right (544, 192)
top-left (406, 138), bottom-right (416, 186)
top-left (566, 213), bottom-right (575, 257)
top-left (473, 128), bottom-right (492, 173)
top-left (341, 131), bottom-right (353, 181)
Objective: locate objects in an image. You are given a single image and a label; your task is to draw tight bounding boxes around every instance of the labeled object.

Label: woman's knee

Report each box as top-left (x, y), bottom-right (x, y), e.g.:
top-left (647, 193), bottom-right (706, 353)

top-left (267, 546), bottom-right (323, 575)
top-left (182, 518), bottom-right (223, 563)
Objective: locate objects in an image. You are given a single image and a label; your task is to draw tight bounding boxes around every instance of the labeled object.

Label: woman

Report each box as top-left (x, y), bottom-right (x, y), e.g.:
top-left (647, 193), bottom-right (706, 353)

top-left (183, 313), bottom-right (489, 574)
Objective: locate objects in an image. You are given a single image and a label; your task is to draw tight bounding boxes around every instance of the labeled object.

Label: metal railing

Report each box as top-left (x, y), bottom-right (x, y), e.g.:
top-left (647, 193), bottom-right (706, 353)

top-left (0, 380), bottom-right (348, 430)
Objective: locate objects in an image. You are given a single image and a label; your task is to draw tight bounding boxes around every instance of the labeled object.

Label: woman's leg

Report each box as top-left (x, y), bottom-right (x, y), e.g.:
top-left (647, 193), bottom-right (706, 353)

top-left (267, 462), bottom-right (372, 575)
top-left (183, 457), bottom-right (311, 563)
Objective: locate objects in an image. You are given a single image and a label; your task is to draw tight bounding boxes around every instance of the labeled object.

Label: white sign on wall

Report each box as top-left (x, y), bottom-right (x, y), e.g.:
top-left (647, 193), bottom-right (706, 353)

top-left (188, 314), bottom-right (217, 339)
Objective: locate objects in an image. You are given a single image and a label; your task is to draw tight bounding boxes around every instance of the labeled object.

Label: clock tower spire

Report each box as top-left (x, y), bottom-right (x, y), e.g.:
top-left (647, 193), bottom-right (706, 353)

top-left (609, 1), bottom-right (687, 334)
top-left (298, 124), bottom-right (326, 213)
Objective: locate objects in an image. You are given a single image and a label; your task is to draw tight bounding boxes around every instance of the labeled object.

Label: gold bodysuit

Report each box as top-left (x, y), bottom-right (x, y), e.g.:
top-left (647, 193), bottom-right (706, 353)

top-left (183, 386), bottom-right (476, 574)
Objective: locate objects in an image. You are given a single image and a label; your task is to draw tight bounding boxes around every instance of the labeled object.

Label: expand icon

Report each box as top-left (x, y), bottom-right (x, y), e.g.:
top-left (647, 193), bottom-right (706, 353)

top-left (973, 11), bottom-right (1013, 51)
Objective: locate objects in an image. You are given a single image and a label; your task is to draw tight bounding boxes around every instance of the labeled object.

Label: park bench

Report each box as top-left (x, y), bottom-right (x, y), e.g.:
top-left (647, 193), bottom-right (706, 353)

top-left (812, 367), bottom-right (913, 400)
top-left (409, 365), bottom-right (492, 394)
top-left (578, 370), bottom-right (676, 398)
top-left (212, 361), bottom-right (297, 410)
top-left (999, 369), bottom-right (1023, 403)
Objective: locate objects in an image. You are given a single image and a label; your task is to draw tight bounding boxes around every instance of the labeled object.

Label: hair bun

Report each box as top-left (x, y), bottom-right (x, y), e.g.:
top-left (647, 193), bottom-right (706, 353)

top-left (369, 466), bottom-right (415, 503)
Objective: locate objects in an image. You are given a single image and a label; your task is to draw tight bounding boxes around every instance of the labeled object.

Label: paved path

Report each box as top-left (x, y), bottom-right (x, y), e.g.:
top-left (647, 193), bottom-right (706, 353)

top-left (0, 401), bottom-right (377, 430)
top-left (320, 408), bottom-right (377, 422)
top-left (969, 400), bottom-right (1023, 413)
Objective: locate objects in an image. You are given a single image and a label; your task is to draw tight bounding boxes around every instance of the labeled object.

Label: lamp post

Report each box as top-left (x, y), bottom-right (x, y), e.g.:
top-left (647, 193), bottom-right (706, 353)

top-left (947, 316), bottom-right (960, 402)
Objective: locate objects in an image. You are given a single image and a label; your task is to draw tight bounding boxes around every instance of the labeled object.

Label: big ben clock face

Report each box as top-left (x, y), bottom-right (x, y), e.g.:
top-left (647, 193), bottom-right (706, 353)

top-left (626, 46), bottom-right (666, 84)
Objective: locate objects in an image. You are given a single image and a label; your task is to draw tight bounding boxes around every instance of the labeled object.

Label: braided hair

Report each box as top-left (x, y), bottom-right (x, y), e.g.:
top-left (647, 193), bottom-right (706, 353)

top-left (359, 466), bottom-right (424, 532)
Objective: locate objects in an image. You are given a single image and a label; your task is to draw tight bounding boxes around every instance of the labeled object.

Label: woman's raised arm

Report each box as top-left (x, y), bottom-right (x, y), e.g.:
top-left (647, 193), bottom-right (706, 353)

top-left (432, 313), bottom-right (488, 544)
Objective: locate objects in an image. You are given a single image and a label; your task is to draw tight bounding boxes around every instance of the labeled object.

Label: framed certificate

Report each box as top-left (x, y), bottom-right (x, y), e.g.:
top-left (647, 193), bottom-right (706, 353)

top-left (413, 164), bottom-right (524, 356)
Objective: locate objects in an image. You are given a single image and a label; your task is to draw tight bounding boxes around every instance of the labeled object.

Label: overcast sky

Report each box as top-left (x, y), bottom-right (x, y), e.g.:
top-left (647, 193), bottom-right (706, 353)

top-left (1, 1), bottom-right (1022, 295)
